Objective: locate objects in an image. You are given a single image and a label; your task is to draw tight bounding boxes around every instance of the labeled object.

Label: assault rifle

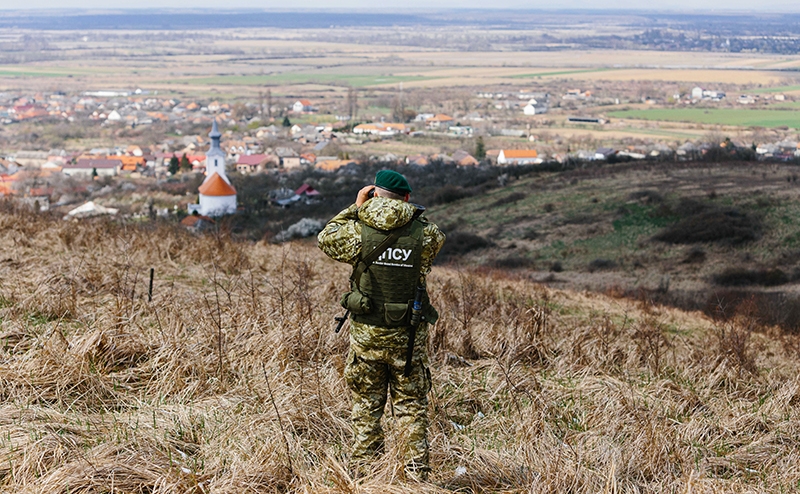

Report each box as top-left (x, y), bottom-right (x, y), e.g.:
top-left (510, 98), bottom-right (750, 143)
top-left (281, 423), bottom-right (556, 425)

top-left (404, 285), bottom-right (426, 377)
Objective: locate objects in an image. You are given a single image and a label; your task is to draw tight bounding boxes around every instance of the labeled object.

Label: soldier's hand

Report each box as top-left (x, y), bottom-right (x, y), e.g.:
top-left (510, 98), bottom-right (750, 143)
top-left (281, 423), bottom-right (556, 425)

top-left (356, 185), bottom-right (376, 207)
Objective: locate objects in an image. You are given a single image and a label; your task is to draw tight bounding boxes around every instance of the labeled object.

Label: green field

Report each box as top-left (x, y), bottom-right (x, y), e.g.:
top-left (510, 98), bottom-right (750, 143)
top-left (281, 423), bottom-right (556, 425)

top-left (772, 101), bottom-right (800, 109)
top-left (751, 84), bottom-right (800, 94)
top-left (172, 73), bottom-right (435, 87)
top-left (510, 68), bottom-right (613, 79)
top-left (608, 108), bottom-right (800, 128)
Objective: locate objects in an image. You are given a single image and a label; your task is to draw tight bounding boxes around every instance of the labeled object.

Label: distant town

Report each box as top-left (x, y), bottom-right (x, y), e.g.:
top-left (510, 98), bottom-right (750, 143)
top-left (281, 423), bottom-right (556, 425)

top-left (1, 82), bottom-right (798, 227)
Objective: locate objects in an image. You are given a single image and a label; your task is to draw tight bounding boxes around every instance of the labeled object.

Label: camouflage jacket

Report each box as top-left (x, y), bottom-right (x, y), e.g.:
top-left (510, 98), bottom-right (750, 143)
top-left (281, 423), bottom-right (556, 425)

top-left (318, 196), bottom-right (445, 351)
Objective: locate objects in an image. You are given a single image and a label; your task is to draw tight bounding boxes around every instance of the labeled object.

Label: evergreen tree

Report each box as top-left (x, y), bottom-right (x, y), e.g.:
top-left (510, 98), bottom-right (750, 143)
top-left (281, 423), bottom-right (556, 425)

top-left (168, 155), bottom-right (180, 175)
top-left (282, 116), bottom-right (291, 127)
top-left (475, 136), bottom-right (486, 159)
top-left (180, 153), bottom-right (191, 172)
top-left (91, 168), bottom-right (98, 179)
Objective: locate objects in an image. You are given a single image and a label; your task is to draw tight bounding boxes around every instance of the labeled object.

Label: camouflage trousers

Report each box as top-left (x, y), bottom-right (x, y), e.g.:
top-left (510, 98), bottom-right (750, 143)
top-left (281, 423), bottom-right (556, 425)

top-left (344, 332), bottom-right (432, 474)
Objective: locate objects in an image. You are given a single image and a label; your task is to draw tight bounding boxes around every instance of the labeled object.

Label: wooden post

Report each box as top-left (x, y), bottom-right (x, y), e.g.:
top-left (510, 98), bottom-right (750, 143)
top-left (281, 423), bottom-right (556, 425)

top-left (148, 268), bottom-right (154, 302)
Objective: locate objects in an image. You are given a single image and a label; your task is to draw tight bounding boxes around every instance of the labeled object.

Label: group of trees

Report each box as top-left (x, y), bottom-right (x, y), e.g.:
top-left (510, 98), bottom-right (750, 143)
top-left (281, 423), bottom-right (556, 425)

top-left (167, 154), bottom-right (192, 175)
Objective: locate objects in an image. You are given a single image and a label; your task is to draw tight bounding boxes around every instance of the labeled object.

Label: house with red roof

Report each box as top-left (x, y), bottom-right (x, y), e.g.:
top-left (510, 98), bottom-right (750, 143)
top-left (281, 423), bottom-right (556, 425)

top-left (235, 154), bottom-right (275, 174)
top-left (292, 99), bottom-right (317, 113)
top-left (300, 153), bottom-right (316, 165)
top-left (497, 149), bottom-right (540, 165)
top-left (295, 183), bottom-right (321, 197)
top-left (180, 214), bottom-right (215, 233)
top-left (353, 123), bottom-right (408, 136)
top-left (0, 174), bottom-right (18, 196)
top-left (425, 114), bottom-right (455, 130)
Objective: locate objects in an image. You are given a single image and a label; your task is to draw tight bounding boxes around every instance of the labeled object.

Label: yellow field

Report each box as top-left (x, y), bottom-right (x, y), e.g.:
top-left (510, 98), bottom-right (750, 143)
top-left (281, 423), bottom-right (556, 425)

top-left (1, 30), bottom-right (799, 97)
top-left (562, 68), bottom-right (786, 85)
top-left (397, 49), bottom-right (799, 70)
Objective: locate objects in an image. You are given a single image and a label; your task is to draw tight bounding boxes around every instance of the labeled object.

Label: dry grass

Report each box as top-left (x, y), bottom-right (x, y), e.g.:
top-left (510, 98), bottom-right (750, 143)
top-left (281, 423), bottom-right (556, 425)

top-left (0, 203), bottom-right (798, 492)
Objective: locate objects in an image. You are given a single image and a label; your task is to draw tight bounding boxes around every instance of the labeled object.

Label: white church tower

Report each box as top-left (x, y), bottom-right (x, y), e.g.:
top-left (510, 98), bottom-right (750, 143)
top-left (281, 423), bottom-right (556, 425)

top-left (198, 119), bottom-right (237, 216)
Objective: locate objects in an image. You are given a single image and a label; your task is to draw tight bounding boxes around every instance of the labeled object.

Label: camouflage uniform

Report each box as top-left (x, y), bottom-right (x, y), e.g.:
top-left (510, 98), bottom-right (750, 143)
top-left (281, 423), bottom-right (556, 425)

top-left (318, 196), bottom-right (445, 475)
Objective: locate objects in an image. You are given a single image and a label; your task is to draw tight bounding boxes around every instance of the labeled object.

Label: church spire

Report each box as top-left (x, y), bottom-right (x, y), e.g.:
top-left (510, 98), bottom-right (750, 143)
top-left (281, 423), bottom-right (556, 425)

top-left (209, 118), bottom-right (221, 150)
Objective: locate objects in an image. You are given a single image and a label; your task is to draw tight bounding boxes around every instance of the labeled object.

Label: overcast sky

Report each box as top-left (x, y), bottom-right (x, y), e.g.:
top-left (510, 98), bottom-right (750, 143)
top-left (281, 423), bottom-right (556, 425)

top-left (1, 1), bottom-right (799, 11)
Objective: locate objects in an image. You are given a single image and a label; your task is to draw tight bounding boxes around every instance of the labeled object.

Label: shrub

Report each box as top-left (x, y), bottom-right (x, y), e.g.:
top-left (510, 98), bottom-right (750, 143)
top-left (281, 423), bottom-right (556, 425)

top-left (561, 213), bottom-right (597, 225)
top-left (489, 255), bottom-right (535, 270)
top-left (588, 258), bottom-right (617, 272)
top-left (628, 190), bottom-right (664, 204)
top-left (430, 185), bottom-right (471, 205)
top-left (712, 268), bottom-right (789, 287)
top-left (522, 228), bottom-right (540, 240)
top-left (274, 218), bottom-right (324, 242)
top-left (654, 207), bottom-right (762, 245)
top-left (682, 246), bottom-right (707, 264)
top-left (490, 191), bottom-right (527, 207)
top-left (435, 231), bottom-right (494, 262)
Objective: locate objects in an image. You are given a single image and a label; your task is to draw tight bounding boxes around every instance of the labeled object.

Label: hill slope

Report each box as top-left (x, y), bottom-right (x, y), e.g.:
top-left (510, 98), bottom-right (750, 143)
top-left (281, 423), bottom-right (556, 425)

top-left (0, 206), bottom-right (798, 492)
top-left (430, 160), bottom-right (800, 329)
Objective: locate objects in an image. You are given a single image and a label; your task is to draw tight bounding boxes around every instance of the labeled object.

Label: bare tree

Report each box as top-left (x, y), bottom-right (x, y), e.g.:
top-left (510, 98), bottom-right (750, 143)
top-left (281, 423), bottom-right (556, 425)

top-left (347, 87), bottom-right (358, 120)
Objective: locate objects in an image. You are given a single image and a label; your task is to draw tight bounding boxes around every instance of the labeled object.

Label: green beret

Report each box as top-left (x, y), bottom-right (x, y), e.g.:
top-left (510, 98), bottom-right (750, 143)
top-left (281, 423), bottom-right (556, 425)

top-left (374, 169), bottom-right (412, 194)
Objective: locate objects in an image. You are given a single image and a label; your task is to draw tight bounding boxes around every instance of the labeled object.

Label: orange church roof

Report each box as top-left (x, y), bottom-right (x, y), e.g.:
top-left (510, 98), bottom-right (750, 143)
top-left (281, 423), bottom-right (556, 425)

top-left (198, 173), bottom-right (236, 197)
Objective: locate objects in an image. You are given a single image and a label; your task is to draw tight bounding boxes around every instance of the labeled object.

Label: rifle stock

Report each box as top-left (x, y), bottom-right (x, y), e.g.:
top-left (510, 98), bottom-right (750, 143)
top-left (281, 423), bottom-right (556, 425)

top-left (334, 310), bottom-right (350, 333)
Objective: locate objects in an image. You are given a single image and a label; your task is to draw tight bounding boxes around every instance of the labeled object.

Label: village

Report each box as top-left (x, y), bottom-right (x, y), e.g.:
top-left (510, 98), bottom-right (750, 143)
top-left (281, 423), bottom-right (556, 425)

top-left (1, 82), bottom-right (799, 230)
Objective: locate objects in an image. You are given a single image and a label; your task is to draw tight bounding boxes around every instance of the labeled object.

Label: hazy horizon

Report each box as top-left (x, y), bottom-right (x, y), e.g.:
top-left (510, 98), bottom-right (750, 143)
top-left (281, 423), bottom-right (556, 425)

top-left (1, 3), bottom-right (800, 13)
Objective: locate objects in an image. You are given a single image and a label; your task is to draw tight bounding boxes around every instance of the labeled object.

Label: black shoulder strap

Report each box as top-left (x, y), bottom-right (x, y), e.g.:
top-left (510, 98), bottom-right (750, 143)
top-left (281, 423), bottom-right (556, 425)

top-left (350, 208), bottom-right (424, 286)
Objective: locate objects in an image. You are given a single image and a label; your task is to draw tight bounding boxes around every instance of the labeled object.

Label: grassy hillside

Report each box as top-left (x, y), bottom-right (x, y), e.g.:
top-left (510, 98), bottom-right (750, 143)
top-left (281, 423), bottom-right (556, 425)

top-left (429, 160), bottom-right (800, 328)
top-left (0, 204), bottom-right (799, 492)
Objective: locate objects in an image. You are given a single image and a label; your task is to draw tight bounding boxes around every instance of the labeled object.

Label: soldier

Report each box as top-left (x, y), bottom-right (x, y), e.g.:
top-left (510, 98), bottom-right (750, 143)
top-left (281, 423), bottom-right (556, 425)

top-left (318, 170), bottom-right (445, 480)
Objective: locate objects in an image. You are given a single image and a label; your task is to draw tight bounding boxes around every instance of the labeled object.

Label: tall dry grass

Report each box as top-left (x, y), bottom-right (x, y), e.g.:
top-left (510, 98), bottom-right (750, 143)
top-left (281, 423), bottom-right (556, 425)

top-left (0, 203), bottom-right (798, 492)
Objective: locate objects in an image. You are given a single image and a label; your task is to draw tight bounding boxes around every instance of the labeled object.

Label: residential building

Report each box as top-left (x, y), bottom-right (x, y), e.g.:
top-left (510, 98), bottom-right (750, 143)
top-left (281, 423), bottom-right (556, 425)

top-left (406, 155), bottom-right (429, 166)
top-left (448, 126), bottom-right (473, 136)
top-left (452, 150), bottom-right (479, 166)
top-left (276, 148), bottom-right (301, 169)
top-left (316, 159), bottom-right (354, 172)
top-left (180, 214), bottom-right (215, 233)
top-left (426, 114), bottom-right (455, 130)
top-left (62, 158), bottom-right (122, 177)
top-left (523, 98), bottom-right (548, 115)
top-left (691, 87), bottom-right (726, 101)
top-left (353, 123), bottom-right (408, 136)
top-left (236, 154), bottom-right (273, 174)
top-left (497, 149), bottom-right (539, 165)
top-left (292, 99), bottom-right (317, 113)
